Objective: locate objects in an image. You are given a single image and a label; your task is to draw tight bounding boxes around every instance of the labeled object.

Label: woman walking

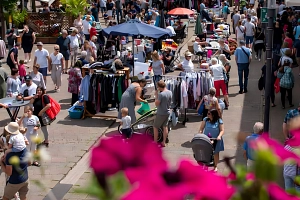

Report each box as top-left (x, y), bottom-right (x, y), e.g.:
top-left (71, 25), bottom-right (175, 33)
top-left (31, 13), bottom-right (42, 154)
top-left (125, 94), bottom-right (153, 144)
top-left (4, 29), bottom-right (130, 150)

top-left (151, 51), bottom-right (165, 90)
top-left (30, 64), bottom-right (46, 89)
top-left (68, 60), bottom-right (83, 105)
top-left (254, 27), bottom-right (265, 61)
top-left (49, 45), bottom-right (64, 92)
top-left (235, 20), bottom-right (245, 46)
top-left (73, 14), bottom-right (84, 45)
top-left (198, 109), bottom-right (225, 172)
top-left (21, 25), bottom-right (35, 63)
top-left (197, 87), bottom-right (221, 119)
top-left (277, 57), bottom-right (294, 109)
top-left (30, 87), bottom-right (51, 147)
top-left (219, 54), bottom-right (231, 94)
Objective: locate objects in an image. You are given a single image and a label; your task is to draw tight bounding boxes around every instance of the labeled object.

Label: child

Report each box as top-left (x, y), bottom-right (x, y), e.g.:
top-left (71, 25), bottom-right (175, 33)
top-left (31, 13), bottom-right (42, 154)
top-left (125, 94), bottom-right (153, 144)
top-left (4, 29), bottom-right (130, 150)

top-left (104, 12), bottom-right (109, 25)
top-left (120, 107), bottom-right (132, 139)
top-left (18, 60), bottom-right (26, 83)
top-left (201, 19), bottom-right (207, 40)
top-left (243, 122), bottom-right (264, 168)
top-left (4, 122), bottom-right (28, 157)
top-left (90, 22), bottom-right (97, 40)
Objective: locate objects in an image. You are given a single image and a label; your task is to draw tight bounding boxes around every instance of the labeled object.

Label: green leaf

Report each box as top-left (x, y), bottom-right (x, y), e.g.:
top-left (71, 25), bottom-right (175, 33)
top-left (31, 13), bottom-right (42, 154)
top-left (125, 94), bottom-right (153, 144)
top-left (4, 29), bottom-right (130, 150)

top-left (74, 176), bottom-right (107, 200)
top-left (254, 150), bottom-right (278, 182)
top-left (235, 165), bottom-right (247, 181)
top-left (60, 0), bottom-right (89, 17)
top-left (258, 186), bottom-right (269, 200)
top-left (107, 172), bottom-right (131, 199)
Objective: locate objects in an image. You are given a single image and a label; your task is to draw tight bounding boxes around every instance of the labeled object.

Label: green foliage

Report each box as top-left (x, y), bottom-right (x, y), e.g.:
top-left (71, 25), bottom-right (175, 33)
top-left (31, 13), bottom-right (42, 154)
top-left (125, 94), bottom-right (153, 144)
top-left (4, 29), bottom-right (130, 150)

top-left (254, 149), bottom-right (278, 182)
top-left (75, 172), bottom-right (130, 200)
top-left (12, 9), bottom-right (27, 26)
top-left (0, 0), bottom-right (18, 13)
top-left (60, 0), bottom-right (89, 17)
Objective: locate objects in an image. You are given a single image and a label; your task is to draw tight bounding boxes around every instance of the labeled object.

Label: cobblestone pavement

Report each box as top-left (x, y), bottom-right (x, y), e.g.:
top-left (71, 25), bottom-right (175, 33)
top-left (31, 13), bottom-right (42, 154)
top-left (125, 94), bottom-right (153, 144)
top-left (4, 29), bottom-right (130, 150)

top-left (0, 9), bottom-right (299, 200)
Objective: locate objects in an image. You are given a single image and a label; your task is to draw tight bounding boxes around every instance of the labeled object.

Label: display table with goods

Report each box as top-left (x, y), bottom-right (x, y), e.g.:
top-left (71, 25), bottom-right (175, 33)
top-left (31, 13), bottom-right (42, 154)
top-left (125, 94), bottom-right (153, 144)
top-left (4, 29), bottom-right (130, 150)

top-left (0, 97), bottom-right (30, 122)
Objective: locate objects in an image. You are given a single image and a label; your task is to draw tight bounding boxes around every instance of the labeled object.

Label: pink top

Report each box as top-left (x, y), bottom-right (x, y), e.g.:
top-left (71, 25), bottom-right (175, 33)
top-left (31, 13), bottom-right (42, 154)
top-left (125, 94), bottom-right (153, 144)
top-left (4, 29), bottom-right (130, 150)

top-left (18, 64), bottom-right (26, 77)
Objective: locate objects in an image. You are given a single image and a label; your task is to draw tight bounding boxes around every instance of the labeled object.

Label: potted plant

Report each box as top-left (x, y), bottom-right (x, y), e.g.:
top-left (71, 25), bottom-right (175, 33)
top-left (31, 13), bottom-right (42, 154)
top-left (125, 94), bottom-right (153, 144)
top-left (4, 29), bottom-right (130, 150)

top-left (60, 0), bottom-right (89, 17)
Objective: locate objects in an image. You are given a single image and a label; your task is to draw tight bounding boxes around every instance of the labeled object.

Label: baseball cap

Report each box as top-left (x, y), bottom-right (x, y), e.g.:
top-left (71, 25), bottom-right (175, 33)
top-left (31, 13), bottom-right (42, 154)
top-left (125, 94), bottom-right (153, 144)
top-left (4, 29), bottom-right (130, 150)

top-left (37, 41), bottom-right (43, 46)
top-left (24, 75), bottom-right (32, 81)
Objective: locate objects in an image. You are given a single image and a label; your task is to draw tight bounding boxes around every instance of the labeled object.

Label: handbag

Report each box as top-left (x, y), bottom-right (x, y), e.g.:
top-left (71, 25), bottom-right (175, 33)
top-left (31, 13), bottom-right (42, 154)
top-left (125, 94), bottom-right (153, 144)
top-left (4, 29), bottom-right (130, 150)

top-left (258, 75), bottom-right (264, 91)
top-left (42, 112), bottom-right (56, 125)
top-left (42, 95), bottom-right (61, 120)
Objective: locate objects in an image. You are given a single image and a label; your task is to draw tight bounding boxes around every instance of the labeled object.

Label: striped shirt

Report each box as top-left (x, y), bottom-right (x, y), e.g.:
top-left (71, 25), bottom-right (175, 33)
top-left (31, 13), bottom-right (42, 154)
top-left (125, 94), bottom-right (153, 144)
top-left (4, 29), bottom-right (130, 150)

top-left (283, 145), bottom-right (298, 177)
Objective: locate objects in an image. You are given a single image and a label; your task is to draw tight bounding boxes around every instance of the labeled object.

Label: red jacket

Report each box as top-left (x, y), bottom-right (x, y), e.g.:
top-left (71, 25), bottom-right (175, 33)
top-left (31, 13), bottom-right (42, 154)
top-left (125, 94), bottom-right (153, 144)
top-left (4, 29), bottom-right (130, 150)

top-left (90, 27), bottom-right (97, 39)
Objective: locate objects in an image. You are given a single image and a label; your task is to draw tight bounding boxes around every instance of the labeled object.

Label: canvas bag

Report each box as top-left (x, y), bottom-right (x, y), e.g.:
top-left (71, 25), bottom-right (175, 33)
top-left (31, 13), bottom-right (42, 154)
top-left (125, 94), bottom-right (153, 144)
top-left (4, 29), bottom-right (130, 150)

top-left (42, 94), bottom-right (61, 120)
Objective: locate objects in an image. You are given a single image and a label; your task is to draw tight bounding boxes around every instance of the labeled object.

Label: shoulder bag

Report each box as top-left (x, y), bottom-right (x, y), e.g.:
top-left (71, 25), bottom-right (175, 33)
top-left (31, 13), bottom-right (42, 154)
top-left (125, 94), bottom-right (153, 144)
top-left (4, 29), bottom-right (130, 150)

top-left (238, 26), bottom-right (245, 38)
top-left (42, 94), bottom-right (61, 121)
top-left (241, 47), bottom-right (250, 63)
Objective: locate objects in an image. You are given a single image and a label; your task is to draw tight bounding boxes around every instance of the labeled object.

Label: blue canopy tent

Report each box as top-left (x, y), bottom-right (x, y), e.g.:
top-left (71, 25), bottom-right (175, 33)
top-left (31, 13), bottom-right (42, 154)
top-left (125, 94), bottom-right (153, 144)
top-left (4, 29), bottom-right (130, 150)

top-left (102, 19), bottom-right (172, 76)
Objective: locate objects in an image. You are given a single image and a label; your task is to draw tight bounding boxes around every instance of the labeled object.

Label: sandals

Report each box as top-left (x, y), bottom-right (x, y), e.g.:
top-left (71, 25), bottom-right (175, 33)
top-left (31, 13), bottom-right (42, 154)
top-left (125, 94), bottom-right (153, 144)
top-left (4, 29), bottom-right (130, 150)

top-left (43, 141), bottom-right (49, 148)
top-left (32, 161), bottom-right (41, 167)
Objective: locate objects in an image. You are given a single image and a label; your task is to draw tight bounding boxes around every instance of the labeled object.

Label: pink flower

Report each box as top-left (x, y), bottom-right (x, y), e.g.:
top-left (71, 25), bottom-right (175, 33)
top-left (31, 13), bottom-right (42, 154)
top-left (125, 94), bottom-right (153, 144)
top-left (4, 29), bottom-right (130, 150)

top-left (123, 159), bottom-right (235, 200)
top-left (286, 129), bottom-right (300, 147)
top-left (90, 135), bottom-right (167, 183)
top-left (268, 183), bottom-right (300, 200)
top-left (252, 134), bottom-right (300, 164)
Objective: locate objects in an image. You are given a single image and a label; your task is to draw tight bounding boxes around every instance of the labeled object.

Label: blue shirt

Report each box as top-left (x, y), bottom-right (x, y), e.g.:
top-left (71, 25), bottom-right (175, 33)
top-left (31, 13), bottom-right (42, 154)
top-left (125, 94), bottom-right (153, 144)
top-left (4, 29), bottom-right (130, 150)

top-left (284, 108), bottom-right (300, 123)
top-left (243, 133), bottom-right (260, 160)
top-left (6, 149), bottom-right (28, 184)
top-left (294, 25), bottom-right (300, 40)
top-left (234, 46), bottom-right (251, 64)
top-left (222, 6), bottom-right (228, 14)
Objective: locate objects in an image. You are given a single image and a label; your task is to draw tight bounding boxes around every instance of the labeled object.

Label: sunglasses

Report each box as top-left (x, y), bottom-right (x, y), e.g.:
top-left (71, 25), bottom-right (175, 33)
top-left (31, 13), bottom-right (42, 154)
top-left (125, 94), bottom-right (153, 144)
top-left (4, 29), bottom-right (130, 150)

top-left (55, 49), bottom-right (60, 51)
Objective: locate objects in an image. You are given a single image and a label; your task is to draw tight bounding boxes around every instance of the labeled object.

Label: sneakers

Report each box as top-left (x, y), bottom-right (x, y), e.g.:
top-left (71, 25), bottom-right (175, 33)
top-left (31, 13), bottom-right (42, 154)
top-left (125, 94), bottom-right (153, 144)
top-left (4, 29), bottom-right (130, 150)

top-left (258, 59), bottom-right (261, 61)
top-left (255, 55), bottom-right (258, 59)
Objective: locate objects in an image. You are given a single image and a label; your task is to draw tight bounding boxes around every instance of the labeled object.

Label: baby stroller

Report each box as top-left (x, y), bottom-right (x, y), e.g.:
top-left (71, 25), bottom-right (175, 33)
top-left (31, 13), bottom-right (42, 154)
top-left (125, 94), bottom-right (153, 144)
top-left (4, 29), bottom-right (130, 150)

top-left (118, 108), bottom-right (171, 142)
top-left (191, 134), bottom-right (217, 169)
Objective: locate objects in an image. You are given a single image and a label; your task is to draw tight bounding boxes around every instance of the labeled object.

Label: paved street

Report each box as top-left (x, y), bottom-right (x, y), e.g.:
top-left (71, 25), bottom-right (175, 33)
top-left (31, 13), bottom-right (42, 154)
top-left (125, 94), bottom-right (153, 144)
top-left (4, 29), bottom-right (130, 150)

top-left (0, 11), bottom-right (299, 200)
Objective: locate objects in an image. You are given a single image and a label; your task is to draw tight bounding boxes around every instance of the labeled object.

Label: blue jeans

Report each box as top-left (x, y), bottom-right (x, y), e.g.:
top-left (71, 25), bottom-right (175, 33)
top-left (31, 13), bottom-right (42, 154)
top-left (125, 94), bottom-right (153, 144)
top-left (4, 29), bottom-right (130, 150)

top-left (153, 75), bottom-right (162, 90)
top-left (245, 36), bottom-right (254, 45)
top-left (273, 43), bottom-right (281, 55)
top-left (237, 63), bottom-right (249, 92)
top-left (116, 9), bottom-right (122, 24)
top-left (284, 174), bottom-right (300, 191)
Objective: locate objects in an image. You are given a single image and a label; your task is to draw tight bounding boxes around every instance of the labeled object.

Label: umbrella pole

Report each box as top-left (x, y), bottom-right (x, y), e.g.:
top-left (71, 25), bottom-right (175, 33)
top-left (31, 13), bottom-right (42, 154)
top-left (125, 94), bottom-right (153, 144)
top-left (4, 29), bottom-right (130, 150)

top-left (132, 36), bottom-right (135, 77)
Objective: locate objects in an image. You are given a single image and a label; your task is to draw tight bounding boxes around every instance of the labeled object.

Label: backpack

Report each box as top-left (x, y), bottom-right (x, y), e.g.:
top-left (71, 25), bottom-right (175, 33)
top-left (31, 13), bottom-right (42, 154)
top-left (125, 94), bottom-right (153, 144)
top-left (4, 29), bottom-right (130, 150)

top-left (227, 7), bottom-right (230, 14)
top-left (42, 95), bottom-right (61, 120)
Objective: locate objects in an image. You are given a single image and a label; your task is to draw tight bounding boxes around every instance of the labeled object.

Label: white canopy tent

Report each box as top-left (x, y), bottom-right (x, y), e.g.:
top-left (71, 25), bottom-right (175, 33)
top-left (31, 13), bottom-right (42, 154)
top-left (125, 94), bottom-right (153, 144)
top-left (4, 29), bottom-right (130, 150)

top-left (285, 0), bottom-right (300, 7)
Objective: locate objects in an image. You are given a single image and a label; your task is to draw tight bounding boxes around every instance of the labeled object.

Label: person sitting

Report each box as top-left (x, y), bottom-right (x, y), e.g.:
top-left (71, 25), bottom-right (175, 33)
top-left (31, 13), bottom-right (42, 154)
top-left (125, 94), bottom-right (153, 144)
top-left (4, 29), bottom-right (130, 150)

top-left (162, 48), bottom-right (174, 67)
top-left (176, 51), bottom-right (194, 72)
top-left (166, 22), bottom-right (176, 36)
top-left (78, 51), bottom-right (89, 65)
top-left (193, 37), bottom-right (206, 56)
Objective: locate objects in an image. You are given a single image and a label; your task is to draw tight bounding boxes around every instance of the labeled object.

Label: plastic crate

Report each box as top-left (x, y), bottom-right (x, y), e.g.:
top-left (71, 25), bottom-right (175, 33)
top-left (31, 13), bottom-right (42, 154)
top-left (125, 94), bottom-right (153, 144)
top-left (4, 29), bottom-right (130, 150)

top-left (68, 105), bottom-right (84, 119)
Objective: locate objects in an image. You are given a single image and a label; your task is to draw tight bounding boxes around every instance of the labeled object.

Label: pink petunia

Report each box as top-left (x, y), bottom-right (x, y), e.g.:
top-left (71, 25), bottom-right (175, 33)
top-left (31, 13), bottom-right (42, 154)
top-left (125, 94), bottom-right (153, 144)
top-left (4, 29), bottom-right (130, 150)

top-left (268, 183), bottom-right (300, 200)
top-left (122, 159), bottom-right (235, 200)
top-left (286, 129), bottom-right (300, 147)
top-left (252, 133), bottom-right (300, 165)
top-left (90, 135), bottom-right (168, 183)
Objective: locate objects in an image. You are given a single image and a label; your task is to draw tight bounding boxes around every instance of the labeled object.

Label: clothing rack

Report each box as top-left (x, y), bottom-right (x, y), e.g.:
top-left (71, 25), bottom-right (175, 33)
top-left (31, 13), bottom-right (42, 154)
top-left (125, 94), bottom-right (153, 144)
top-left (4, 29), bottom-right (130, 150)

top-left (80, 66), bottom-right (130, 119)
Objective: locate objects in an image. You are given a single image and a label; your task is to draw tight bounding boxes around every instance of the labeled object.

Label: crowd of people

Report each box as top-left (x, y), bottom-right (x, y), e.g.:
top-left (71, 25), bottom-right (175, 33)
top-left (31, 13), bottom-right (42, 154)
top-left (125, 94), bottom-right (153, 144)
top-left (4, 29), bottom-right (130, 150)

top-left (0, 0), bottom-right (300, 198)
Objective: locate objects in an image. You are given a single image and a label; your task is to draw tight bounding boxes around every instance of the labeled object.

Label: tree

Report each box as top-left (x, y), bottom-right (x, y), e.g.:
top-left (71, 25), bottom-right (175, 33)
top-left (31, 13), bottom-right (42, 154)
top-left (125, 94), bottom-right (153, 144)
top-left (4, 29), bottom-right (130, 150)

top-left (0, 0), bottom-right (18, 39)
top-left (60, 0), bottom-right (89, 17)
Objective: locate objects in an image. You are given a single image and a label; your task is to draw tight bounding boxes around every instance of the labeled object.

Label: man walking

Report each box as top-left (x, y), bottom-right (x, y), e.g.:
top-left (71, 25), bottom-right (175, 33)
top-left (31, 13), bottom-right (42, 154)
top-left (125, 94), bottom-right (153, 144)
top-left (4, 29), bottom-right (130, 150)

top-left (244, 15), bottom-right (256, 49)
top-left (5, 24), bottom-right (18, 50)
top-left (232, 10), bottom-right (240, 35)
top-left (154, 80), bottom-right (172, 147)
top-left (115, 0), bottom-right (123, 24)
top-left (56, 30), bottom-right (70, 73)
top-left (234, 40), bottom-right (251, 94)
top-left (6, 43), bottom-right (20, 70)
top-left (34, 42), bottom-right (50, 84)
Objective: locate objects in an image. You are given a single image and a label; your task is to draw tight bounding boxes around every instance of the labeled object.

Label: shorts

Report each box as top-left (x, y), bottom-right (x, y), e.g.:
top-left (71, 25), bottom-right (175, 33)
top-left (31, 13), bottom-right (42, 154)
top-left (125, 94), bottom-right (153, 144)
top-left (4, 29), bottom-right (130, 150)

top-left (107, 10), bottom-right (113, 16)
top-left (38, 67), bottom-right (48, 76)
top-left (154, 114), bottom-right (169, 128)
top-left (122, 128), bottom-right (132, 138)
top-left (245, 36), bottom-right (254, 44)
top-left (153, 75), bottom-right (162, 90)
top-left (214, 80), bottom-right (228, 97)
top-left (23, 44), bottom-right (33, 53)
top-left (4, 181), bottom-right (29, 199)
top-left (101, 7), bottom-right (106, 13)
top-left (61, 50), bottom-right (70, 60)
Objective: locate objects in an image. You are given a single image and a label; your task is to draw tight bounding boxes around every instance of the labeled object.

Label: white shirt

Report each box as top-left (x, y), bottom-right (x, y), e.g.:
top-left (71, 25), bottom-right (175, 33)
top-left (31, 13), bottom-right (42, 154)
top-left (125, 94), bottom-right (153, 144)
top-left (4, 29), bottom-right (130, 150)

top-left (68, 35), bottom-right (80, 49)
top-left (181, 59), bottom-right (194, 72)
top-left (166, 26), bottom-right (176, 35)
top-left (122, 115), bottom-right (131, 129)
top-left (210, 64), bottom-right (224, 81)
top-left (193, 41), bottom-right (203, 53)
top-left (281, 56), bottom-right (293, 66)
top-left (23, 115), bottom-right (39, 135)
top-left (90, 41), bottom-right (97, 56)
top-left (19, 82), bottom-right (37, 97)
top-left (236, 25), bottom-right (245, 39)
top-left (50, 53), bottom-right (64, 65)
top-left (82, 20), bottom-right (91, 35)
top-left (9, 133), bottom-right (26, 151)
top-left (202, 23), bottom-right (207, 33)
top-left (244, 21), bottom-right (255, 36)
top-left (30, 71), bottom-right (46, 89)
top-left (232, 13), bottom-right (240, 26)
top-left (34, 48), bottom-right (49, 68)
top-left (218, 44), bottom-right (230, 53)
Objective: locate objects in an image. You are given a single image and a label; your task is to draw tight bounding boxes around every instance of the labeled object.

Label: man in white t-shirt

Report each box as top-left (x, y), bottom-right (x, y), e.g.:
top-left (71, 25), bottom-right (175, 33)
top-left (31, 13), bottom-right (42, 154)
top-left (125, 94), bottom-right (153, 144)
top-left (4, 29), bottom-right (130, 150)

top-left (17, 75), bottom-right (37, 101)
top-left (193, 37), bottom-right (205, 56)
top-left (82, 15), bottom-right (92, 41)
top-left (33, 42), bottom-right (49, 84)
top-left (232, 10), bottom-right (240, 35)
top-left (244, 15), bottom-right (256, 48)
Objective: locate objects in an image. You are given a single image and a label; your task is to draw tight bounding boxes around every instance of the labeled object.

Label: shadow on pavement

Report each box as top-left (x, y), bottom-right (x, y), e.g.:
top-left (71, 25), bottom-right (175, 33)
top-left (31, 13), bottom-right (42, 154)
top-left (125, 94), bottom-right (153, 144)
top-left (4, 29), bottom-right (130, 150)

top-left (57, 117), bottom-right (114, 127)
